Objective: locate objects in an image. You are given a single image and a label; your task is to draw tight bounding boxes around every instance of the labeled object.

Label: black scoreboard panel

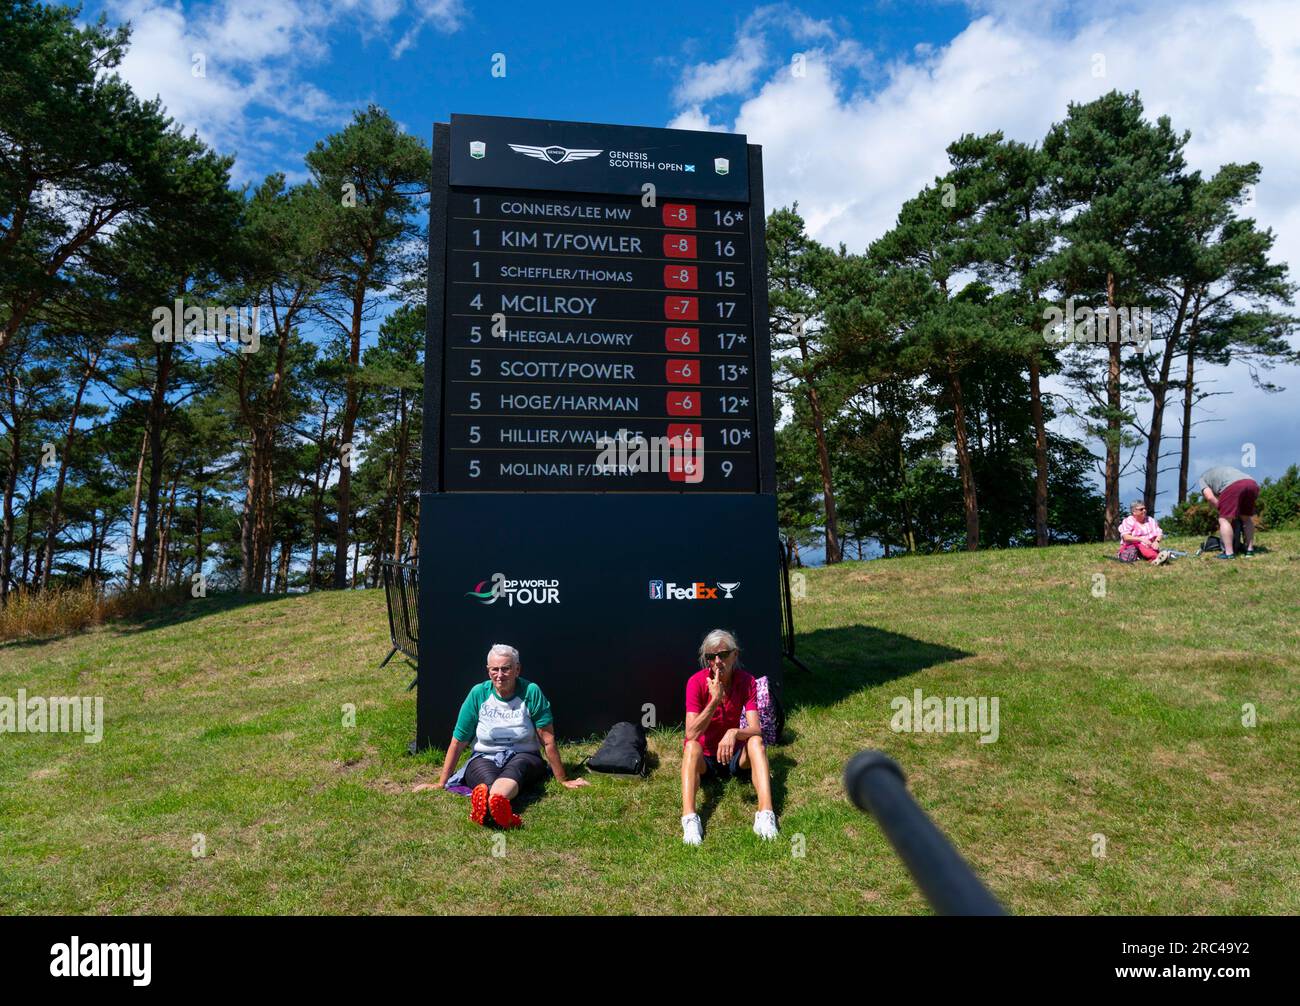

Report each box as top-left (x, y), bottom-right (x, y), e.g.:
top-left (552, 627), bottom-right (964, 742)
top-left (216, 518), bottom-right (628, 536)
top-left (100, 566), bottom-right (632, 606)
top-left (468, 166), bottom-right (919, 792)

top-left (442, 190), bottom-right (759, 491)
top-left (420, 114), bottom-right (780, 746)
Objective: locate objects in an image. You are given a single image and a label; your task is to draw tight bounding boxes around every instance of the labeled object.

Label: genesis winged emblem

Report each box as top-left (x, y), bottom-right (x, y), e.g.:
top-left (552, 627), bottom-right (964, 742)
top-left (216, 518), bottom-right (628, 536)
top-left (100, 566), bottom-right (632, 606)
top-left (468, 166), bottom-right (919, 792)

top-left (508, 143), bottom-right (603, 165)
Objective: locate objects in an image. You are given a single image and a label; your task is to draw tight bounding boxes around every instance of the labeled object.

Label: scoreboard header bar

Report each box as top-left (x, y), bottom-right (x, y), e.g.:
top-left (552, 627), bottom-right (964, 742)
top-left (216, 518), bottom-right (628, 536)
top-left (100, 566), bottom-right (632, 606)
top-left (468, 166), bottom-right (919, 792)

top-left (450, 113), bottom-right (750, 200)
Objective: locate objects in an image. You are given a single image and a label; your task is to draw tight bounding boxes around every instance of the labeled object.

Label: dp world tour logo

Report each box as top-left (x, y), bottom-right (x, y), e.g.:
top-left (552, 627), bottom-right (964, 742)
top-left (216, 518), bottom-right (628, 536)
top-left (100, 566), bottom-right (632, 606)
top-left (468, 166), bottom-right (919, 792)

top-left (467, 572), bottom-right (561, 606)
top-left (508, 143), bottom-right (603, 165)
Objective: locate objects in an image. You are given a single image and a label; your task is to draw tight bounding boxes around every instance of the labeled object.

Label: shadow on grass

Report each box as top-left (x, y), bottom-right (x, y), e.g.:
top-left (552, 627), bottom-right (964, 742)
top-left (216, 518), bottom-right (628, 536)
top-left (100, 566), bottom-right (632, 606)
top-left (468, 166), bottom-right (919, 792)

top-left (782, 623), bottom-right (971, 713)
top-left (694, 750), bottom-right (793, 832)
top-left (0, 590), bottom-right (292, 650)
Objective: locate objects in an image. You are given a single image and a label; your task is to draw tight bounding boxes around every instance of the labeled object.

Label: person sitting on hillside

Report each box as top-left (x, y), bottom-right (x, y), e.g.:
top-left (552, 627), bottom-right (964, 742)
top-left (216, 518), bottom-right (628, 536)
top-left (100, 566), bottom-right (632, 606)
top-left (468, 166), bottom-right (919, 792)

top-left (414, 643), bottom-right (587, 827)
top-left (680, 629), bottom-right (778, 845)
top-left (1117, 501), bottom-right (1171, 565)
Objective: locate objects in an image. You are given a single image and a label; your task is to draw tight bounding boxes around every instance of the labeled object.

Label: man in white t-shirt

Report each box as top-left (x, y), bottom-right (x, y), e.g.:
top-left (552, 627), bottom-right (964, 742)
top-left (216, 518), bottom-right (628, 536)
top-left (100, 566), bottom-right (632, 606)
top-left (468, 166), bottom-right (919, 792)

top-left (416, 643), bottom-right (587, 827)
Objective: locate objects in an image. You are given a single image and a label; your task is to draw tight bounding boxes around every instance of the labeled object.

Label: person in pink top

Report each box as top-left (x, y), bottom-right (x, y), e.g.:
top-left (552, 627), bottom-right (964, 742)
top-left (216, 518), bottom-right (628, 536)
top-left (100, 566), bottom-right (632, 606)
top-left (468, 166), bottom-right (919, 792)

top-left (680, 629), bottom-right (778, 845)
top-left (1118, 501), bottom-right (1170, 565)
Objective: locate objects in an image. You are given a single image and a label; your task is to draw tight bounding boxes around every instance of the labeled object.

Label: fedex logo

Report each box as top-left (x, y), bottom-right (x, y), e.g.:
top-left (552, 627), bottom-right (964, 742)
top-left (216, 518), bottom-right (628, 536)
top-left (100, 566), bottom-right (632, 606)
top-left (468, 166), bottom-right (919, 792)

top-left (649, 580), bottom-right (740, 600)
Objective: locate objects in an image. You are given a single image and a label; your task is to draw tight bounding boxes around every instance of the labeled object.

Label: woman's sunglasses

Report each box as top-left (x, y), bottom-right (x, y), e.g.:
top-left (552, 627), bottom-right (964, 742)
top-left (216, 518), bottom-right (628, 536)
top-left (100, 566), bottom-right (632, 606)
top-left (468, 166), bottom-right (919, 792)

top-left (705, 650), bottom-right (734, 661)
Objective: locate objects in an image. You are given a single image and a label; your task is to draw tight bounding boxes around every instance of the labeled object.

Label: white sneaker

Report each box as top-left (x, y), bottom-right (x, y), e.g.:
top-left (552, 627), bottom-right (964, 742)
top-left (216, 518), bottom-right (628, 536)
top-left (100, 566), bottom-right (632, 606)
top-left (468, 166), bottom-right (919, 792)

top-left (753, 809), bottom-right (779, 840)
top-left (682, 813), bottom-right (703, 846)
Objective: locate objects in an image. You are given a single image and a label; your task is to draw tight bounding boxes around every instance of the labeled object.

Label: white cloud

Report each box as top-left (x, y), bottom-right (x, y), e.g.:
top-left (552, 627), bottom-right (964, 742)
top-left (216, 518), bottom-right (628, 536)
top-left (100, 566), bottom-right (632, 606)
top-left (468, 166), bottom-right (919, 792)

top-left (669, 0), bottom-right (1300, 507)
top-left (392, 0), bottom-right (466, 58)
top-left (102, 0), bottom-right (464, 178)
top-left (672, 6), bottom-right (842, 109)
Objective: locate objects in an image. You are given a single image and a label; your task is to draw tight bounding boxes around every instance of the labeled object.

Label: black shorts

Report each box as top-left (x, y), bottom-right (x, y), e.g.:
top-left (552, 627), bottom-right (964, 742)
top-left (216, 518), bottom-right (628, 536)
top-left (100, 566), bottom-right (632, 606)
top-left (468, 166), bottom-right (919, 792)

top-left (462, 752), bottom-right (548, 790)
top-left (701, 749), bottom-right (751, 783)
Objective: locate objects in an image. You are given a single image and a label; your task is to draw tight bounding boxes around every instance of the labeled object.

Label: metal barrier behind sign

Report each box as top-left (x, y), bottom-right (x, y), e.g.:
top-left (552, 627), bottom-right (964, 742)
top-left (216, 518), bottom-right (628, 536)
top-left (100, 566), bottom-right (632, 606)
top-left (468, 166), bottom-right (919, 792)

top-left (378, 559), bottom-right (419, 690)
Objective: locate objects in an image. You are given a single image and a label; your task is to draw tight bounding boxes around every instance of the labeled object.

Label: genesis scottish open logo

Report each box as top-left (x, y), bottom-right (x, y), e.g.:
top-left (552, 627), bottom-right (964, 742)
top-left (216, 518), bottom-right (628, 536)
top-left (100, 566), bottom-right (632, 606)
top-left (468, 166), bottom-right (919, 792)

top-left (466, 572), bottom-right (561, 606)
top-left (648, 579), bottom-right (740, 600)
top-left (508, 143), bottom-right (603, 165)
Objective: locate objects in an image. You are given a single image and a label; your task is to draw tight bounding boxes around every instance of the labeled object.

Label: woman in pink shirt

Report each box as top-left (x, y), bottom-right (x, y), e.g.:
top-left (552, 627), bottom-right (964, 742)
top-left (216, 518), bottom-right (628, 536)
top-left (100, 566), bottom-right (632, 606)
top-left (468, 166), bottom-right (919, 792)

top-left (680, 629), bottom-right (778, 846)
top-left (1118, 501), bottom-right (1170, 565)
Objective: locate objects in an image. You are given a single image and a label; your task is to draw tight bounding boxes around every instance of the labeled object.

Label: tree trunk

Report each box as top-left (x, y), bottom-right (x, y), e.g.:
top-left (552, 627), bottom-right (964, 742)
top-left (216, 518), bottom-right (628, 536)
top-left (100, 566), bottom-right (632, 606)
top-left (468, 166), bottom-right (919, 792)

top-left (409, 491), bottom-right (419, 559)
top-left (20, 461), bottom-right (40, 585)
top-left (1141, 287), bottom-right (1190, 512)
top-left (1102, 273), bottom-right (1122, 541)
top-left (240, 447), bottom-right (256, 592)
top-left (125, 428), bottom-right (147, 590)
top-left (154, 476), bottom-right (178, 588)
top-left (806, 383), bottom-right (841, 564)
top-left (1029, 352), bottom-right (1049, 546)
top-left (0, 411), bottom-right (20, 602)
top-left (88, 509), bottom-right (98, 590)
top-left (40, 351), bottom-right (99, 589)
top-left (139, 344), bottom-right (173, 586)
top-left (334, 288), bottom-right (366, 589)
top-left (276, 538), bottom-right (291, 593)
top-left (1177, 301), bottom-right (1202, 504)
top-left (308, 403), bottom-right (332, 591)
top-left (254, 438), bottom-right (274, 592)
top-left (948, 360), bottom-right (980, 551)
top-left (96, 515), bottom-right (112, 591)
top-left (392, 390), bottom-right (409, 560)
top-left (193, 472), bottom-right (204, 589)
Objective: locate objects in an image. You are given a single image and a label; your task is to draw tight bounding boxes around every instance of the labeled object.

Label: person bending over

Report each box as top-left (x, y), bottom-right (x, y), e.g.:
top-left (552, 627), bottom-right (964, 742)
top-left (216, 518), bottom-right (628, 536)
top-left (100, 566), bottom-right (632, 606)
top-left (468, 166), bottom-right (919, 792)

top-left (1199, 465), bottom-right (1259, 558)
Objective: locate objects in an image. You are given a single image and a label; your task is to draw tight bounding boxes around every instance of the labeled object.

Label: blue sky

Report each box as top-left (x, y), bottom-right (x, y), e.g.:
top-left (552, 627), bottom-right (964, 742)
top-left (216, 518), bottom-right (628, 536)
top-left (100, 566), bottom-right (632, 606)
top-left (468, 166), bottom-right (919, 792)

top-left (82, 0), bottom-right (1300, 519)
top-left (86, 1), bottom-right (970, 184)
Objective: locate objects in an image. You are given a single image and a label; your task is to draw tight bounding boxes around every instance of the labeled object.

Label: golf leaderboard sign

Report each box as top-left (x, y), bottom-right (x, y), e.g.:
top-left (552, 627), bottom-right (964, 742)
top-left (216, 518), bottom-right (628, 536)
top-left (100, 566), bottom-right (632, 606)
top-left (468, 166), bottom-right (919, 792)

top-left (419, 114), bottom-right (781, 746)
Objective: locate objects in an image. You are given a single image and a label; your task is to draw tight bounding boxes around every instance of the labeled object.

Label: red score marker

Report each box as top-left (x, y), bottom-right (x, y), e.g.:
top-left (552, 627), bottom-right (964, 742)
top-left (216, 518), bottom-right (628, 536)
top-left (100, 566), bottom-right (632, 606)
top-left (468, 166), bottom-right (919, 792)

top-left (663, 265), bottom-right (698, 289)
top-left (665, 327), bottom-right (699, 352)
top-left (666, 391), bottom-right (700, 416)
top-left (664, 296), bottom-right (698, 320)
top-left (665, 359), bottom-right (699, 384)
top-left (666, 423), bottom-right (703, 445)
top-left (667, 453), bottom-right (703, 484)
top-left (662, 204), bottom-right (696, 229)
top-left (663, 234), bottom-right (697, 258)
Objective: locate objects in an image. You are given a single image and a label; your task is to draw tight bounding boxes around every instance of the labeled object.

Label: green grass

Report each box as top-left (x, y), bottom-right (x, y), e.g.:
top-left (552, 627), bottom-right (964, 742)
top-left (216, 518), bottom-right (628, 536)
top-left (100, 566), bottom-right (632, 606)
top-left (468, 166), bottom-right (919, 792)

top-left (2, 534), bottom-right (1297, 915)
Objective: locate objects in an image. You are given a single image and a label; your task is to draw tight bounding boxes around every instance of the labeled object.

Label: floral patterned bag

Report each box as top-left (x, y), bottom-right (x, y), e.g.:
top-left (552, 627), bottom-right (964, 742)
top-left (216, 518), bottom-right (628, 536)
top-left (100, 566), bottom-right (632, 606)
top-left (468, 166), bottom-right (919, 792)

top-left (739, 675), bottom-right (785, 745)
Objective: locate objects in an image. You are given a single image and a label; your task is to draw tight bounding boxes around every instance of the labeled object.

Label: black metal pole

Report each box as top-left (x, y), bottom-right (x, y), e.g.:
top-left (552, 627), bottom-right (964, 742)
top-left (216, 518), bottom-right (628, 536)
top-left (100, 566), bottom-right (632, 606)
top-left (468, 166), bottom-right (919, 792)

top-left (777, 539), bottom-right (810, 675)
top-left (843, 750), bottom-right (1006, 916)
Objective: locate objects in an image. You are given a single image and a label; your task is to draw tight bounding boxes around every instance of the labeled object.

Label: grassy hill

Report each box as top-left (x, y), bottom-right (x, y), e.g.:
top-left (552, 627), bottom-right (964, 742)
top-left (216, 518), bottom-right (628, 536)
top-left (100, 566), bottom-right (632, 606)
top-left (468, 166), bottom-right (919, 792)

top-left (2, 533), bottom-right (1297, 915)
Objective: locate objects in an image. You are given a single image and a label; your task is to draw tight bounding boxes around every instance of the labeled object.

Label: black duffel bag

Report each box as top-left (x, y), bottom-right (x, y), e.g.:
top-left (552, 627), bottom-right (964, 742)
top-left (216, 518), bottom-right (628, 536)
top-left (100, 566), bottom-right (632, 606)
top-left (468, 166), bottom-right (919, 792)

top-left (587, 721), bottom-right (648, 775)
